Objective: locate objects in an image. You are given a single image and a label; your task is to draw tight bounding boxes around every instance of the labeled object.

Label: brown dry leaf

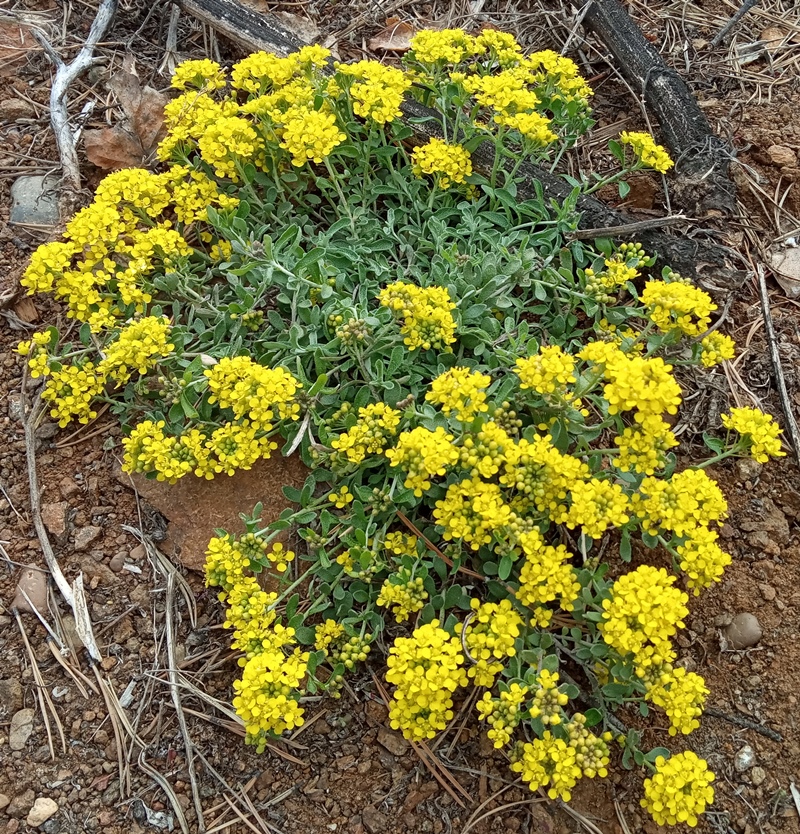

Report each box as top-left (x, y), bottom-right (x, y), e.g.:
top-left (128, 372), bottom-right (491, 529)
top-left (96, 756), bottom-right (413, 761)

top-left (0, 20), bottom-right (33, 77)
top-left (83, 68), bottom-right (168, 170)
top-left (13, 297), bottom-right (38, 323)
top-left (368, 18), bottom-right (416, 52)
top-left (769, 247), bottom-right (800, 299)
top-left (760, 26), bottom-right (789, 56)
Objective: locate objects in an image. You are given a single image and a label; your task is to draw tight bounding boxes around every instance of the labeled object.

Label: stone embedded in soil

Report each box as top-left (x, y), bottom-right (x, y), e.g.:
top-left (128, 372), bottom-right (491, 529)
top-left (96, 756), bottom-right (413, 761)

top-left (725, 613), bottom-right (763, 649)
top-left (767, 144), bottom-right (797, 167)
top-left (750, 766), bottom-right (767, 786)
top-left (9, 707), bottom-right (35, 750)
top-left (0, 97), bottom-right (33, 120)
top-left (12, 564), bottom-right (47, 614)
top-left (0, 794), bottom-right (9, 810)
top-left (734, 744), bottom-right (756, 772)
top-left (7, 788), bottom-right (35, 817)
top-left (73, 525), bottom-right (102, 551)
top-left (734, 458), bottom-right (762, 482)
top-left (0, 677), bottom-right (23, 713)
top-left (9, 174), bottom-right (60, 226)
top-left (376, 725), bottom-right (409, 757)
top-left (109, 551), bottom-right (126, 572)
top-left (40, 501), bottom-right (68, 538)
top-left (26, 797), bottom-right (58, 828)
top-left (361, 805), bottom-right (388, 834)
top-left (118, 455), bottom-right (308, 571)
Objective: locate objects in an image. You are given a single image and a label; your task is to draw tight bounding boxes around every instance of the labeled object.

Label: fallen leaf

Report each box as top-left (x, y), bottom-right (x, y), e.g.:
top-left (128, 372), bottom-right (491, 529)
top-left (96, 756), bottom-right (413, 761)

top-left (13, 296), bottom-right (38, 322)
top-left (368, 18), bottom-right (416, 52)
top-left (769, 246), bottom-right (800, 299)
top-left (759, 26), bottom-right (789, 56)
top-left (83, 67), bottom-right (168, 170)
top-left (90, 773), bottom-right (114, 791)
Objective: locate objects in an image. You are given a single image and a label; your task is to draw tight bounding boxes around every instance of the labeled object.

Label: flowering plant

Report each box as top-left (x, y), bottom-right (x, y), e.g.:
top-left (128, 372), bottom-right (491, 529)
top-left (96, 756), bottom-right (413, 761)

top-left (19, 29), bottom-right (785, 825)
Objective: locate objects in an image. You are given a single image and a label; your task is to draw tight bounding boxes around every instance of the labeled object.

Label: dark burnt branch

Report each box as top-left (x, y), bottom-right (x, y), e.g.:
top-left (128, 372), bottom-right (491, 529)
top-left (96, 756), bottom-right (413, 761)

top-left (176, 0), bottom-right (745, 295)
top-left (583, 0), bottom-right (737, 219)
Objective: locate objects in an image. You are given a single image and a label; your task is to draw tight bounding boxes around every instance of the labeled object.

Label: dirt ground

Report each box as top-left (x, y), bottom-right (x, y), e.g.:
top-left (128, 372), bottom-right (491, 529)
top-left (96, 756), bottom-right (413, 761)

top-left (1, 0), bottom-right (800, 832)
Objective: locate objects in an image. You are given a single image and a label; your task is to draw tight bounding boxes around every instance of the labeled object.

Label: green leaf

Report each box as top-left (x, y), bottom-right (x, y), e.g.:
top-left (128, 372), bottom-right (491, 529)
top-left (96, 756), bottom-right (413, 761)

top-left (602, 682), bottom-right (632, 699)
top-left (645, 747), bottom-right (670, 763)
top-left (282, 485), bottom-right (303, 503)
top-left (498, 553), bottom-right (513, 581)
top-left (583, 708), bottom-right (603, 727)
top-left (618, 180), bottom-right (631, 199)
top-left (702, 431), bottom-right (725, 454)
top-left (619, 529), bottom-right (632, 562)
top-left (294, 625), bottom-right (316, 645)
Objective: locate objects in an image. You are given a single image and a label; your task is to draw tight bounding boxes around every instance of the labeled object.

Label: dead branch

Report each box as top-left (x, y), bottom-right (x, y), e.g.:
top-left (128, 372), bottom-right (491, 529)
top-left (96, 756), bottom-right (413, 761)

top-left (756, 264), bottom-right (800, 467)
top-left (33, 0), bottom-right (117, 199)
top-left (583, 0), bottom-right (737, 219)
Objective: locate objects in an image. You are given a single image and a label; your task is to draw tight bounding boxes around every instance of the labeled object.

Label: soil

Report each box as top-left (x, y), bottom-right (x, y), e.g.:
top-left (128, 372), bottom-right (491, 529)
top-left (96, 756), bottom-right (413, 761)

top-left (1, 1), bottom-right (799, 833)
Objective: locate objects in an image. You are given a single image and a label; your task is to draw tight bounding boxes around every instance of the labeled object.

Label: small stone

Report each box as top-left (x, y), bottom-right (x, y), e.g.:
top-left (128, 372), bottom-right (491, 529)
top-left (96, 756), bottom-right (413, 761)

top-left (34, 421), bottom-right (59, 440)
top-left (767, 145), bottom-right (797, 167)
top-left (7, 788), bottom-right (35, 817)
top-left (0, 794), bottom-right (9, 810)
top-left (40, 501), bottom-right (68, 537)
top-left (59, 476), bottom-right (81, 500)
top-left (361, 805), bottom-right (387, 834)
top-left (74, 525), bottom-right (102, 551)
top-left (129, 543), bottom-right (146, 561)
top-left (376, 726), bottom-right (409, 757)
top-left (0, 678), bottom-right (23, 713)
top-left (725, 613), bottom-right (762, 649)
top-left (750, 766), bottom-right (766, 786)
top-left (9, 707), bottom-right (35, 750)
top-left (734, 744), bottom-right (756, 773)
top-left (108, 552), bottom-right (126, 572)
top-left (759, 584), bottom-right (776, 602)
top-left (713, 612), bottom-right (733, 628)
top-left (26, 798), bottom-right (58, 828)
top-left (12, 564), bottom-right (47, 614)
top-left (0, 97), bottom-right (34, 120)
top-left (734, 458), bottom-right (762, 482)
top-left (9, 174), bottom-right (60, 226)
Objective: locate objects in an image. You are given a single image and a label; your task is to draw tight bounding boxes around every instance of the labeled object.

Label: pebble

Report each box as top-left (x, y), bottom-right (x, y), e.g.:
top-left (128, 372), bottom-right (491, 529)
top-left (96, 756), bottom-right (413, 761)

top-left (0, 678), bottom-right (23, 713)
top-left (376, 726), bottom-right (409, 757)
top-left (74, 525), bottom-right (102, 551)
top-left (0, 794), bottom-right (9, 810)
top-left (725, 613), bottom-right (762, 649)
top-left (26, 798), bottom-right (58, 828)
top-left (40, 501), bottom-right (68, 538)
top-left (361, 805), bottom-right (387, 834)
top-left (0, 97), bottom-right (34, 120)
top-left (9, 175), bottom-right (60, 226)
top-left (7, 788), bottom-right (35, 817)
top-left (750, 766), bottom-right (767, 786)
top-left (767, 144), bottom-right (797, 167)
top-left (734, 458), bottom-right (762, 482)
top-left (9, 707), bottom-right (35, 750)
top-left (734, 744), bottom-right (756, 772)
top-left (12, 565), bottom-right (47, 614)
top-left (108, 551), bottom-right (126, 572)
top-left (759, 583), bottom-right (776, 602)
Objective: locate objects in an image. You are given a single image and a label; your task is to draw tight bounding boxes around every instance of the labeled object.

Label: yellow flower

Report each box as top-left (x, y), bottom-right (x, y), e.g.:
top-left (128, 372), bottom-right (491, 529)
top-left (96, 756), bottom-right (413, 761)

top-left (699, 331), bottom-right (735, 367)
top-left (410, 29), bottom-right (480, 64)
top-left (515, 345), bottom-right (576, 396)
top-left (426, 367), bottom-right (491, 422)
top-left (171, 58), bottom-right (227, 91)
top-left (515, 529), bottom-right (580, 626)
top-left (646, 666), bottom-right (708, 736)
top-left (614, 414), bottom-right (679, 476)
top-left (378, 281), bottom-right (457, 351)
top-left (376, 569), bottom-right (427, 623)
top-left (412, 138), bottom-right (473, 189)
top-left (41, 362), bottom-right (106, 427)
top-left (328, 485), bottom-right (354, 508)
top-left (198, 115), bottom-right (260, 180)
top-left (97, 316), bottom-right (174, 385)
top-left (434, 477), bottom-right (512, 549)
top-left (455, 599), bottom-right (522, 686)
top-left (337, 60), bottom-right (411, 124)
top-left (510, 731), bottom-right (582, 801)
top-left (676, 525), bottom-right (731, 594)
top-left (279, 107), bottom-right (346, 166)
top-left (641, 752), bottom-right (715, 827)
top-left (330, 402), bottom-right (401, 464)
top-left (476, 683), bottom-right (528, 747)
top-left (640, 280), bottom-right (716, 336)
top-left (721, 407), bottom-right (785, 463)
top-left (566, 478), bottom-right (630, 539)
top-left (386, 426), bottom-right (460, 496)
top-left (619, 130), bottom-right (674, 173)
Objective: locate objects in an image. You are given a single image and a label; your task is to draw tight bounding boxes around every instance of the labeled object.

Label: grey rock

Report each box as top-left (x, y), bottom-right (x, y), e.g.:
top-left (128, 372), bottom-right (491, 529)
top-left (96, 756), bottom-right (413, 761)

top-left (7, 787), bottom-right (35, 817)
top-left (734, 744), bottom-right (756, 772)
top-left (0, 677), bottom-right (23, 713)
top-left (734, 458), bottom-right (762, 482)
top-left (74, 525), bottom-right (102, 551)
top-left (10, 175), bottom-right (60, 226)
top-left (725, 613), bottom-right (763, 649)
top-left (9, 707), bottom-right (35, 750)
top-left (109, 551), bottom-right (126, 572)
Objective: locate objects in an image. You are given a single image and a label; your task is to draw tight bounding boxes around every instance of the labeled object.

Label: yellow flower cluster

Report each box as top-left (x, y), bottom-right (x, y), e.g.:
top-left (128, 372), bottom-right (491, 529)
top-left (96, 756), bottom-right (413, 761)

top-left (721, 407), bottom-right (785, 463)
top-left (205, 356), bottom-right (301, 431)
top-left (599, 566), bottom-right (688, 660)
top-left (386, 620), bottom-right (468, 740)
top-left (158, 92), bottom-right (239, 160)
top-left (647, 666), bottom-right (708, 736)
top-left (383, 531), bottom-right (418, 556)
top-left (314, 620), bottom-right (371, 670)
top-left (338, 60), bottom-right (411, 124)
top-left (170, 58), bottom-right (227, 91)
top-left (434, 477), bottom-right (512, 549)
top-left (525, 50), bottom-right (593, 104)
top-left (615, 415), bottom-right (679, 475)
top-left (602, 352), bottom-right (683, 419)
top-left (233, 647), bottom-right (309, 747)
top-left (204, 534), bottom-right (252, 600)
top-left (640, 280), bottom-right (717, 336)
top-left (17, 331), bottom-right (52, 378)
top-left (529, 669), bottom-right (569, 725)
top-left (675, 525), bottom-right (731, 594)
top-left (198, 115), bottom-right (260, 180)
top-left (412, 138), bottom-right (473, 189)
top-left (510, 731), bottom-right (581, 801)
top-left (619, 131), bottom-right (674, 174)
top-left (516, 530), bottom-right (580, 626)
top-left (699, 331), bottom-right (736, 367)
top-left (515, 346), bottom-right (576, 396)
top-left (458, 421), bottom-right (517, 479)
top-left (425, 367), bottom-right (491, 421)
top-left (386, 426), bottom-right (459, 496)
top-left (376, 569), bottom-right (428, 623)
top-left (410, 29), bottom-right (480, 64)
top-left (41, 363), bottom-right (105, 427)
top-left (633, 468), bottom-right (727, 537)
top-left (96, 316), bottom-right (174, 384)
top-left (476, 682), bottom-right (528, 748)
top-left (328, 485), bottom-right (354, 508)
top-left (566, 713), bottom-right (611, 779)
top-left (566, 478), bottom-right (630, 539)
top-left (641, 752), bottom-right (715, 827)
top-left (378, 281), bottom-right (458, 351)
top-left (330, 402), bottom-right (401, 464)
top-left (456, 599), bottom-right (522, 686)
top-left (280, 107), bottom-right (346, 167)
